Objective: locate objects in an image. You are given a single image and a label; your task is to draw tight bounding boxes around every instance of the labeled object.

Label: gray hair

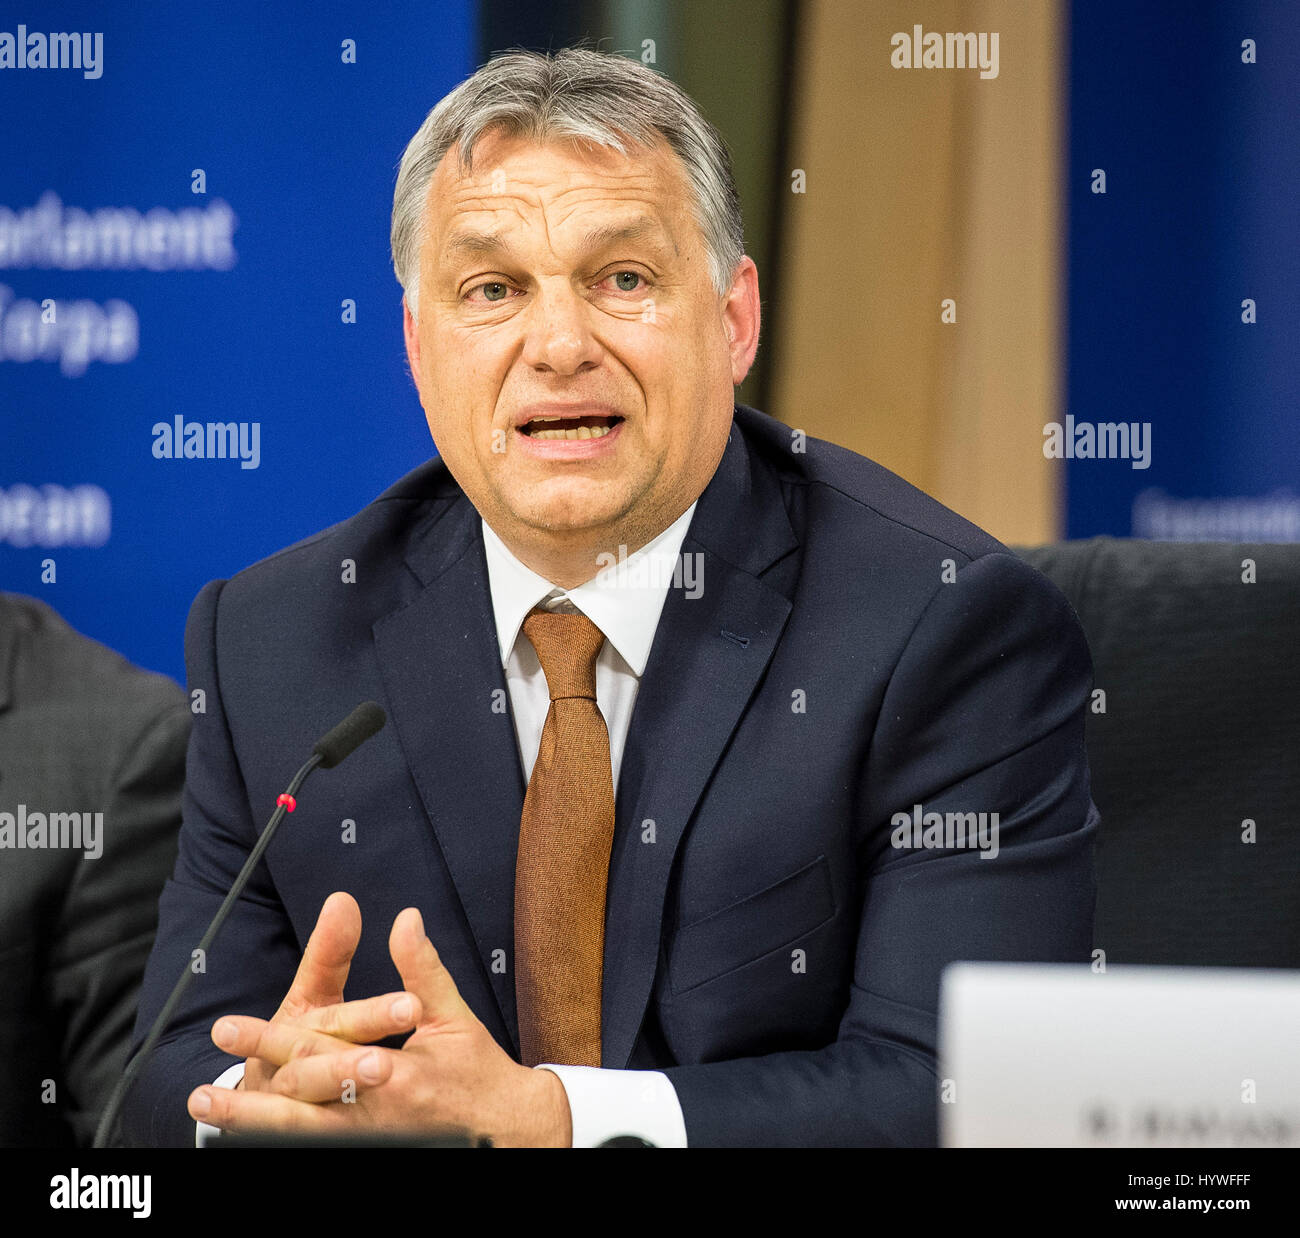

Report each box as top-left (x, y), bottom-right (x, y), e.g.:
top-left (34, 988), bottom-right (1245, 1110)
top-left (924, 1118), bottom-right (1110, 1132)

top-left (391, 46), bottom-right (745, 318)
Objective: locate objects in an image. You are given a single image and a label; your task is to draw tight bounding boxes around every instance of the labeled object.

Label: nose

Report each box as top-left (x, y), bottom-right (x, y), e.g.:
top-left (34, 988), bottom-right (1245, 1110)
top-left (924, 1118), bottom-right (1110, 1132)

top-left (520, 278), bottom-right (604, 376)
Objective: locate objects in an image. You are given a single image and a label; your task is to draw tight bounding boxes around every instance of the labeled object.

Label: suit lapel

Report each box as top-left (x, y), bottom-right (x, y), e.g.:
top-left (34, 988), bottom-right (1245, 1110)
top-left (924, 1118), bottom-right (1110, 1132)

top-left (372, 494), bottom-right (526, 1055)
top-left (602, 417), bottom-right (799, 1067)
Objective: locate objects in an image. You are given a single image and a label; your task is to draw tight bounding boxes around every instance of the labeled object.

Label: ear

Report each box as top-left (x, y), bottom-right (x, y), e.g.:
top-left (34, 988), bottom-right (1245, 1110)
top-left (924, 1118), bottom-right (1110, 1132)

top-left (722, 256), bottom-right (761, 386)
top-left (402, 294), bottom-right (422, 385)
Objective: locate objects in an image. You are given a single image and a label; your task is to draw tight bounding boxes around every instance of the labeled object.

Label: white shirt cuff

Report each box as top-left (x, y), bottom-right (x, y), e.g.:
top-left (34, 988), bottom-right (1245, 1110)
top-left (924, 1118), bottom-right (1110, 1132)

top-left (196, 1060), bottom-right (246, 1146)
top-left (535, 1065), bottom-right (687, 1148)
top-left (197, 1060), bottom-right (687, 1148)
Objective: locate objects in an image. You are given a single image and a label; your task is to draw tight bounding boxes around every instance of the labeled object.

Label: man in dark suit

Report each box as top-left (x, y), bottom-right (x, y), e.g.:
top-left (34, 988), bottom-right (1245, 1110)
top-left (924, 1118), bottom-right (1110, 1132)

top-left (0, 593), bottom-right (189, 1146)
top-left (124, 47), bottom-right (1098, 1147)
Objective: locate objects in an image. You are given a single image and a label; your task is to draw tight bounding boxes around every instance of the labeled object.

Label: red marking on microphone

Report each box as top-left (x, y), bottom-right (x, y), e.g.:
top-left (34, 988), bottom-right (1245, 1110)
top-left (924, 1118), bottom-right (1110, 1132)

top-left (276, 793), bottom-right (297, 813)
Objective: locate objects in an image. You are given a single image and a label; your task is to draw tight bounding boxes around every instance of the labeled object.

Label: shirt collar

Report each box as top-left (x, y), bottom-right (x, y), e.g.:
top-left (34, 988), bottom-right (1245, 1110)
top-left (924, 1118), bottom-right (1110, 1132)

top-left (481, 500), bottom-right (697, 676)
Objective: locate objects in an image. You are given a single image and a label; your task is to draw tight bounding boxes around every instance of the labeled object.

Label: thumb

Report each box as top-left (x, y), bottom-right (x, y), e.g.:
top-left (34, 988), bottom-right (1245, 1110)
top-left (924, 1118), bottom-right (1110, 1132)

top-left (389, 907), bottom-right (474, 1029)
top-left (277, 890), bottom-right (361, 1019)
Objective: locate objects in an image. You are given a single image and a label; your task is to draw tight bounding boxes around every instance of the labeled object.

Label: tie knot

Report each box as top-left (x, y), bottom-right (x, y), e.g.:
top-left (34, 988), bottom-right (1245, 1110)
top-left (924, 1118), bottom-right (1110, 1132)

top-left (522, 606), bottom-right (605, 700)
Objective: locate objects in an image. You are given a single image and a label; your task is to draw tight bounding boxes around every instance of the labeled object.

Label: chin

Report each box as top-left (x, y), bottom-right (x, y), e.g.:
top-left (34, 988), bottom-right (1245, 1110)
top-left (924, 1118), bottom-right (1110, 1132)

top-left (512, 478), bottom-right (634, 534)
top-left (522, 506), bottom-right (621, 536)
top-left (519, 500), bottom-right (630, 538)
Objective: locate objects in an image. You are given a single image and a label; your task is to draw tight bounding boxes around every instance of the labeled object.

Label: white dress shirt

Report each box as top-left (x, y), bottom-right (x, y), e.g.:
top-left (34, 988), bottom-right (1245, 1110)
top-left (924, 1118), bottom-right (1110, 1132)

top-left (199, 500), bottom-right (696, 1148)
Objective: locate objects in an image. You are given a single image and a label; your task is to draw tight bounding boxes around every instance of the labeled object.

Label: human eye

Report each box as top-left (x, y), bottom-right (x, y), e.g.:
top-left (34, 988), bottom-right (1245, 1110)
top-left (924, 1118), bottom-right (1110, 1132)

top-left (600, 268), bottom-right (650, 294)
top-left (465, 279), bottom-right (516, 304)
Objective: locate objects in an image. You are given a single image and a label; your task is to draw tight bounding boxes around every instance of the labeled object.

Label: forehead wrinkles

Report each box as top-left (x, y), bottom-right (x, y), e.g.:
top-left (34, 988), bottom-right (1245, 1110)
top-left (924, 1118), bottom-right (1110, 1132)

top-left (432, 147), bottom-right (684, 250)
top-left (445, 180), bottom-right (669, 236)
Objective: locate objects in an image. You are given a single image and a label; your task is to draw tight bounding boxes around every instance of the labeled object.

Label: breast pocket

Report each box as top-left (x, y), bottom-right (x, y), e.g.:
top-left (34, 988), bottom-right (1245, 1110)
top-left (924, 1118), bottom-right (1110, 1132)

top-left (668, 854), bottom-right (836, 995)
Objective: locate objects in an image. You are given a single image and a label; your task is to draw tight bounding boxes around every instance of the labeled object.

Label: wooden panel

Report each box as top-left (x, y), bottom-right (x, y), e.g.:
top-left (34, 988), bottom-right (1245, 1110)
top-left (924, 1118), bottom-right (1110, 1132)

top-left (770, 0), bottom-right (1064, 543)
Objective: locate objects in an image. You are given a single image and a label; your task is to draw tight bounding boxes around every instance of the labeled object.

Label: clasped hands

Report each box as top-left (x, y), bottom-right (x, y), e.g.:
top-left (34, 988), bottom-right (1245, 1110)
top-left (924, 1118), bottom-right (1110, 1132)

top-left (186, 891), bottom-right (572, 1147)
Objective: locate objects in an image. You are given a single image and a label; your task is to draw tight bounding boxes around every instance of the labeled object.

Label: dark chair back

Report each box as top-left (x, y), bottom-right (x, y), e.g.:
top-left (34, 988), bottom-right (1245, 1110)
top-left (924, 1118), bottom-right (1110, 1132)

top-left (1014, 538), bottom-right (1300, 968)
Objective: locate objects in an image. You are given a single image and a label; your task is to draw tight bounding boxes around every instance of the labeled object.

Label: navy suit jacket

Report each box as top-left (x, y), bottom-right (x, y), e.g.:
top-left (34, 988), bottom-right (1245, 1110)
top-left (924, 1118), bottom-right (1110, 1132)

top-left (125, 403), bottom-right (1098, 1147)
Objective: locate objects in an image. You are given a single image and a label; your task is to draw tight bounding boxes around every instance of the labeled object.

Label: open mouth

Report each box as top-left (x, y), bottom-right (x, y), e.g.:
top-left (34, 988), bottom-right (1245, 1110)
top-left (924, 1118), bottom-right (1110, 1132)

top-left (518, 413), bottom-right (624, 441)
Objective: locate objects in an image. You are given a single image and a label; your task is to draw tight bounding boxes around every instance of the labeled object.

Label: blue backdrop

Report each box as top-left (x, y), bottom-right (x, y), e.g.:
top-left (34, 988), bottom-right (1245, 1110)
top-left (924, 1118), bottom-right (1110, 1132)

top-left (8, 1), bottom-right (1297, 688)
top-left (1067, 0), bottom-right (1300, 540)
top-left (0, 0), bottom-right (475, 682)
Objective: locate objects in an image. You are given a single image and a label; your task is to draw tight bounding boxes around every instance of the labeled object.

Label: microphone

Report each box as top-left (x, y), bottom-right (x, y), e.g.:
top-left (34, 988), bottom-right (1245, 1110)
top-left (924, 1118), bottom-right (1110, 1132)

top-left (93, 702), bottom-right (387, 1149)
top-left (313, 700), bottom-right (386, 768)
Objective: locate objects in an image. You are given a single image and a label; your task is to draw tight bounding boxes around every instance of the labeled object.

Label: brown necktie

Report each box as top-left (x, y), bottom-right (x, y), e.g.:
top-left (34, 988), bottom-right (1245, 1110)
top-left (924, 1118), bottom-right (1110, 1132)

top-left (514, 605), bottom-right (616, 1067)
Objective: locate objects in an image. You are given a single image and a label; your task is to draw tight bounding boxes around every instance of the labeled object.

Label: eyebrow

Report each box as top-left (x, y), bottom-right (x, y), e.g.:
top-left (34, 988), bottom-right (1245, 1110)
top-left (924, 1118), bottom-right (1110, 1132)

top-left (441, 216), bottom-right (675, 264)
top-left (443, 229), bottom-right (511, 260)
top-left (579, 218), bottom-right (673, 254)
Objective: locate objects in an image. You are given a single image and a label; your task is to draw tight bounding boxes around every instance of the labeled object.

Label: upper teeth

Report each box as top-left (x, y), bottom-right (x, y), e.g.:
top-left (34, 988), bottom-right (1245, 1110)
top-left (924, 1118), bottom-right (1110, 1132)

top-left (529, 423), bottom-right (612, 440)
